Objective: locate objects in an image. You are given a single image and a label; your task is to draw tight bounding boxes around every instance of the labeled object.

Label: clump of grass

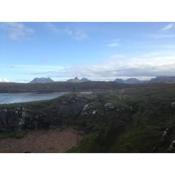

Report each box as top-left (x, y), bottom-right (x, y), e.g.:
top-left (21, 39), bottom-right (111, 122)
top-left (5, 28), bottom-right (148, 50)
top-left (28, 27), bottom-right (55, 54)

top-left (0, 131), bottom-right (26, 139)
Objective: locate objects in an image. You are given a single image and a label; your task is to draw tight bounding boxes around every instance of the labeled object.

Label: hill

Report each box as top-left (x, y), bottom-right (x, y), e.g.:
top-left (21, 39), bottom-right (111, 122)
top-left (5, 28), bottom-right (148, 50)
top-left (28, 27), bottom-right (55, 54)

top-left (114, 78), bottom-right (143, 84)
top-left (1, 83), bottom-right (175, 152)
top-left (114, 76), bottom-right (175, 84)
top-left (150, 76), bottom-right (175, 83)
top-left (0, 81), bottom-right (128, 93)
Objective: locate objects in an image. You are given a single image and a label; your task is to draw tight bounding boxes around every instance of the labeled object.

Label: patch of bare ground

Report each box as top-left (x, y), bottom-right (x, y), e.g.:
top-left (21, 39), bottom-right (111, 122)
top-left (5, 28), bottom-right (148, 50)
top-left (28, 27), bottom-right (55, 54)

top-left (0, 128), bottom-right (82, 153)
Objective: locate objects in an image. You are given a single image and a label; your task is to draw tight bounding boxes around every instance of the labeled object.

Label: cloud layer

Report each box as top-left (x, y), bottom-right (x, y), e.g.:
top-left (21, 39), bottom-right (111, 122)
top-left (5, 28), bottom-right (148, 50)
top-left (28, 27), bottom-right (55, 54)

top-left (0, 78), bottom-right (9, 82)
top-left (0, 23), bottom-right (34, 41)
top-left (161, 23), bottom-right (175, 31)
top-left (10, 52), bottom-right (175, 81)
top-left (46, 23), bottom-right (88, 41)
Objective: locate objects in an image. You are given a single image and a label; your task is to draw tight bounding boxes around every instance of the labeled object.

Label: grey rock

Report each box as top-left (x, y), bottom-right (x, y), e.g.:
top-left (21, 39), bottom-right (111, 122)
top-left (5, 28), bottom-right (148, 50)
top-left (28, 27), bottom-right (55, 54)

top-left (82, 104), bottom-right (90, 111)
top-left (162, 128), bottom-right (169, 138)
top-left (104, 103), bottom-right (115, 111)
top-left (168, 140), bottom-right (175, 152)
top-left (92, 110), bottom-right (97, 115)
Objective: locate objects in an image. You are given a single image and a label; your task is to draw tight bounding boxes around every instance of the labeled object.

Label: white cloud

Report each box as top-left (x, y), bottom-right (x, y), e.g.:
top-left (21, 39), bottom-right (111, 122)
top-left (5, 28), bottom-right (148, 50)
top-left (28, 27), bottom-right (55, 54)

top-left (0, 22), bottom-right (34, 41)
top-left (46, 23), bottom-right (88, 41)
top-left (46, 23), bottom-right (60, 33)
top-left (161, 23), bottom-right (175, 31)
top-left (26, 52), bottom-right (175, 81)
top-left (65, 28), bottom-right (88, 40)
top-left (148, 23), bottom-right (175, 39)
top-left (0, 78), bottom-right (9, 82)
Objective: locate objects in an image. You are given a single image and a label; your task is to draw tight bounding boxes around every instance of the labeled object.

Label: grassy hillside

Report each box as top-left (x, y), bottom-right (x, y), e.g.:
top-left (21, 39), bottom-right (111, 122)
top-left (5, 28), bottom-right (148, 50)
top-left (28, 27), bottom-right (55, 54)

top-left (0, 81), bottom-right (127, 93)
top-left (0, 81), bottom-right (173, 93)
top-left (1, 83), bottom-right (175, 152)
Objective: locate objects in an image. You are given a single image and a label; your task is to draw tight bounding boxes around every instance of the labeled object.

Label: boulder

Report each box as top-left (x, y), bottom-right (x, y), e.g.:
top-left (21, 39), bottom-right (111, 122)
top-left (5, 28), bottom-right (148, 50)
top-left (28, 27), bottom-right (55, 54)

top-left (92, 110), bottom-right (97, 115)
top-left (104, 103), bottom-right (115, 111)
top-left (81, 103), bottom-right (98, 117)
top-left (82, 104), bottom-right (90, 112)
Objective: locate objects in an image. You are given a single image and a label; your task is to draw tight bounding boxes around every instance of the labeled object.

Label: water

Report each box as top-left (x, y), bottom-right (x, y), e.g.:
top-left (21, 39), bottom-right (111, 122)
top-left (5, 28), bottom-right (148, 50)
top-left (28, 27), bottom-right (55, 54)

top-left (0, 92), bottom-right (67, 104)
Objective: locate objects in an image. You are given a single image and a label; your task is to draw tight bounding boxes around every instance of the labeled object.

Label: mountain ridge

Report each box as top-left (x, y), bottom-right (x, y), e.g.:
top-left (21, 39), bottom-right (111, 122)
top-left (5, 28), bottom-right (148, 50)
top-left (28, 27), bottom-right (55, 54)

top-left (30, 77), bottom-right (54, 84)
top-left (67, 77), bottom-right (90, 83)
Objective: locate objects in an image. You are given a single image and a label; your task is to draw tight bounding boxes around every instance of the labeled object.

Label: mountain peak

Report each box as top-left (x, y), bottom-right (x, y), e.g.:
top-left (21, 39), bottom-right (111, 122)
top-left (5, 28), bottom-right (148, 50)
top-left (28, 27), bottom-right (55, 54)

top-left (114, 78), bottom-right (141, 84)
top-left (30, 77), bottom-right (54, 84)
top-left (67, 77), bottom-right (90, 83)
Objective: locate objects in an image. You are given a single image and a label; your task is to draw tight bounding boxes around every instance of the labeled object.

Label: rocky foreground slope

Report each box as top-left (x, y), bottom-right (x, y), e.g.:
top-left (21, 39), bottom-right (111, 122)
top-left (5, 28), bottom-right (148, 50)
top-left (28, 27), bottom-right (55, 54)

top-left (1, 84), bottom-right (175, 152)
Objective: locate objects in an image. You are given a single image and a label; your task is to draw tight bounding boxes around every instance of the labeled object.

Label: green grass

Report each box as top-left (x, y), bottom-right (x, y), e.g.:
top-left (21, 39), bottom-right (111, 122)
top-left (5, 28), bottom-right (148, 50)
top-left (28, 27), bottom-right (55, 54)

top-left (0, 130), bottom-right (26, 139)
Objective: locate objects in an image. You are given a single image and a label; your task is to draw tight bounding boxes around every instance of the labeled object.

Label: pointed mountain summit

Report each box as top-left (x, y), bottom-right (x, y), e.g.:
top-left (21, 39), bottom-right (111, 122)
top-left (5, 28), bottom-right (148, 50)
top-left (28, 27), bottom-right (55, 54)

top-left (67, 77), bottom-right (90, 83)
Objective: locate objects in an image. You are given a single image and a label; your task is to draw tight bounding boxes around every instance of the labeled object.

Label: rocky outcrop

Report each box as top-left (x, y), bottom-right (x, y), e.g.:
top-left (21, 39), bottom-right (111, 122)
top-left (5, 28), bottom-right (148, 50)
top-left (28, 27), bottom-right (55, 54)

top-left (0, 107), bottom-right (22, 131)
top-left (81, 102), bottom-right (99, 117)
top-left (0, 93), bottom-right (134, 134)
top-left (168, 140), bottom-right (175, 152)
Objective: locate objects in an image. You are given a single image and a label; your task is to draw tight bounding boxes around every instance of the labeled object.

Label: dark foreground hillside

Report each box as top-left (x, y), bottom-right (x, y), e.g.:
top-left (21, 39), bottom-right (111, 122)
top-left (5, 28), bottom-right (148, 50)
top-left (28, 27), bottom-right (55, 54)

top-left (1, 84), bottom-right (175, 152)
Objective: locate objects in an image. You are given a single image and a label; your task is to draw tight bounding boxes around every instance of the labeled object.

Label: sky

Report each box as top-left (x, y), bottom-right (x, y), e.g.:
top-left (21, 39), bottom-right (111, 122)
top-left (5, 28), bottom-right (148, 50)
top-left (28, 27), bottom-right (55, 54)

top-left (1, 22), bottom-right (175, 82)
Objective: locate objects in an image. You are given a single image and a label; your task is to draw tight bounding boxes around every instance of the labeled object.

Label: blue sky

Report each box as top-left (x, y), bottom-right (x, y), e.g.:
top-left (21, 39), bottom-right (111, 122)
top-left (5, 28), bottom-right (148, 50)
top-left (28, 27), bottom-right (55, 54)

top-left (1, 22), bottom-right (175, 82)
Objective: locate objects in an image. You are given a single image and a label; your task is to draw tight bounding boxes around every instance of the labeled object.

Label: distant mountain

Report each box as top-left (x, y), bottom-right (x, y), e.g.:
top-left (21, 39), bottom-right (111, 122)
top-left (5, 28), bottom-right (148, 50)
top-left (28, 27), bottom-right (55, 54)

top-left (114, 78), bottom-right (141, 84)
top-left (125, 78), bottom-right (141, 84)
top-left (81, 78), bottom-right (90, 82)
top-left (114, 76), bottom-right (175, 84)
top-left (67, 77), bottom-right (90, 83)
top-left (67, 77), bottom-right (80, 83)
top-left (150, 76), bottom-right (175, 83)
top-left (114, 79), bottom-right (124, 83)
top-left (30, 77), bottom-right (54, 84)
